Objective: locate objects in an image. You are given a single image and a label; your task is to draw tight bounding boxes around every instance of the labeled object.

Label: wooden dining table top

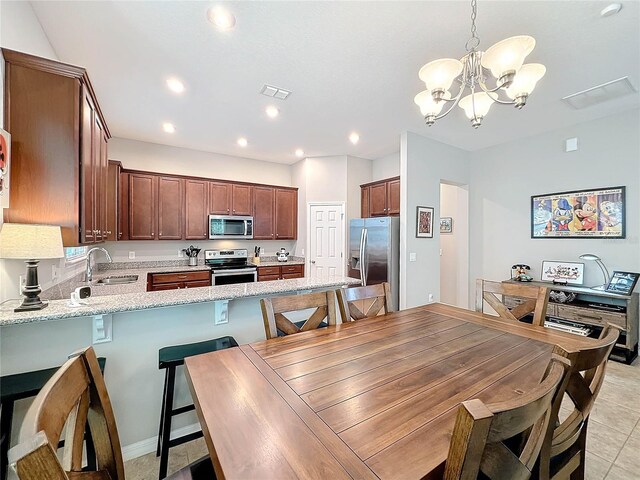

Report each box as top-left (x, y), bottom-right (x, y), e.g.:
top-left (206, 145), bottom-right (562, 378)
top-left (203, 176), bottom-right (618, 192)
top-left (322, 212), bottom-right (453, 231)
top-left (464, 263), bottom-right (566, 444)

top-left (184, 303), bottom-right (598, 480)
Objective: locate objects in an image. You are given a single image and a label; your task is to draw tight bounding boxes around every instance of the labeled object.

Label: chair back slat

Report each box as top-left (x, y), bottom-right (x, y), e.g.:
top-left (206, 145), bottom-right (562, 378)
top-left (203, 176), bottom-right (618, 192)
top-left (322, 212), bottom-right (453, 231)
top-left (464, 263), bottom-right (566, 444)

top-left (476, 279), bottom-right (550, 327)
top-left (260, 290), bottom-right (338, 339)
top-left (337, 283), bottom-right (394, 323)
top-left (444, 359), bottom-right (566, 480)
top-left (537, 325), bottom-right (619, 479)
top-left (9, 347), bottom-right (124, 480)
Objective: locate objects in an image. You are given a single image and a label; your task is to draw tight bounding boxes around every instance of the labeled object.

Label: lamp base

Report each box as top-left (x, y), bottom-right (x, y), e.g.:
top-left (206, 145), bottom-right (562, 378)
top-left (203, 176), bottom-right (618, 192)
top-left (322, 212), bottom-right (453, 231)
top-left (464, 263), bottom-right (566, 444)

top-left (14, 259), bottom-right (48, 312)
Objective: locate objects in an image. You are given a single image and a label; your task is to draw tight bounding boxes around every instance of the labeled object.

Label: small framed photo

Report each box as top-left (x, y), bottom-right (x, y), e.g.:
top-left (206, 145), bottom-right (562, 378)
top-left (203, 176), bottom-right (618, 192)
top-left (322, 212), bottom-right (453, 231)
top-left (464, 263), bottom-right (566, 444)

top-left (606, 271), bottom-right (640, 295)
top-left (440, 217), bottom-right (453, 234)
top-left (541, 260), bottom-right (585, 285)
top-left (416, 206), bottom-right (434, 238)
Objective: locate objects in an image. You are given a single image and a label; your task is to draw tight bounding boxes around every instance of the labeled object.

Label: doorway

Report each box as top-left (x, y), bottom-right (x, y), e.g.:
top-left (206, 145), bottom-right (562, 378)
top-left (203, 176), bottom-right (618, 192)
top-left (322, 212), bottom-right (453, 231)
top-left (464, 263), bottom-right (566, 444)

top-left (439, 182), bottom-right (469, 308)
top-left (307, 203), bottom-right (345, 276)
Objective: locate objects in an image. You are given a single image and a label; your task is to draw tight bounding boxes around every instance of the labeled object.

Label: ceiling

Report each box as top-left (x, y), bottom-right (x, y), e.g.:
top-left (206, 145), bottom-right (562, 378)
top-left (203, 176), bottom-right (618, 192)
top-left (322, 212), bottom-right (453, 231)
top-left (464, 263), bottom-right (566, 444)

top-left (30, 1), bottom-right (640, 164)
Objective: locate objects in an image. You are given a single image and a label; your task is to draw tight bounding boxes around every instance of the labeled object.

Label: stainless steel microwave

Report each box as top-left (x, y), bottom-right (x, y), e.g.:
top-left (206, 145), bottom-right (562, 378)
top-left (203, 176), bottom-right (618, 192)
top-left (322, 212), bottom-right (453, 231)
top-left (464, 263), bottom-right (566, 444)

top-left (208, 215), bottom-right (254, 240)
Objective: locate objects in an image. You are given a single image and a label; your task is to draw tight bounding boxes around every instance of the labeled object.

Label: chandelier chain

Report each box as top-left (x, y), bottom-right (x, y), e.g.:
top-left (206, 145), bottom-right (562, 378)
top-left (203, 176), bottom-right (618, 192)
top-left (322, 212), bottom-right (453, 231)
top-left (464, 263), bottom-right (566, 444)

top-left (465, 0), bottom-right (481, 52)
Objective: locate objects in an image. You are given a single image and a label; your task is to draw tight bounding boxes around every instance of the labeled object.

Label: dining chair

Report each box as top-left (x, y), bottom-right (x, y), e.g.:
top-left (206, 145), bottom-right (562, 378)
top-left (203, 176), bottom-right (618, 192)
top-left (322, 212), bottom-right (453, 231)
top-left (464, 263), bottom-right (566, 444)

top-left (476, 279), bottom-right (550, 326)
top-left (443, 355), bottom-right (567, 480)
top-left (7, 346), bottom-right (213, 480)
top-left (260, 290), bottom-right (338, 339)
top-left (536, 325), bottom-right (620, 480)
top-left (336, 282), bottom-right (394, 323)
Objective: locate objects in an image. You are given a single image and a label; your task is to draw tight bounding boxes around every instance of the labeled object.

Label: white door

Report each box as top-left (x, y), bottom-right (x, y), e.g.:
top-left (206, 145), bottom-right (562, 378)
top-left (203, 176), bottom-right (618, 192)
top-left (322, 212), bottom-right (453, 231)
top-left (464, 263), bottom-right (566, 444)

top-left (309, 203), bottom-right (344, 276)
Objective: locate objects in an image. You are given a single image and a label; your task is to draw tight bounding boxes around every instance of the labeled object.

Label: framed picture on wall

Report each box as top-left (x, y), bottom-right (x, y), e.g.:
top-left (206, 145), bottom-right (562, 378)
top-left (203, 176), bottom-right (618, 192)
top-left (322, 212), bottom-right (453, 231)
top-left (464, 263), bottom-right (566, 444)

top-left (416, 206), bottom-right (434, 238)
top-left (0, 127), bottom-right (10, 209)
top-left (531, 186), bottom-right (625, 239)
top-left (440, 217), bottom-right (453, 234)
top-left (540, 260), bottom-right (585, 285)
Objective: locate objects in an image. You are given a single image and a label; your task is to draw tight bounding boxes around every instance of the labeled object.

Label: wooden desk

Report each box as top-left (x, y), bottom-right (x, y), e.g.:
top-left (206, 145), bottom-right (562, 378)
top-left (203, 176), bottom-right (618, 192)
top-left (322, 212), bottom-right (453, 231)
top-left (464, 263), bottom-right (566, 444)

top-left (185, 303), bottom-right (597, 480)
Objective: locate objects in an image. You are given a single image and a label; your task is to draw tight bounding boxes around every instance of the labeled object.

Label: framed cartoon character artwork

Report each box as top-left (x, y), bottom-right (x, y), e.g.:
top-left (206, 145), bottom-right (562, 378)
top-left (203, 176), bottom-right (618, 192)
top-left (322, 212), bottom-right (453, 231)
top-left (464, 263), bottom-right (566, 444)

top-left (541, 261), bottom-right (585, 285)
top-left (0, 127), bottom-right (10, 208)
top-left (416, 206), bottom-right (434, 238)
top-left (531, 186), bottom-right (625, 238)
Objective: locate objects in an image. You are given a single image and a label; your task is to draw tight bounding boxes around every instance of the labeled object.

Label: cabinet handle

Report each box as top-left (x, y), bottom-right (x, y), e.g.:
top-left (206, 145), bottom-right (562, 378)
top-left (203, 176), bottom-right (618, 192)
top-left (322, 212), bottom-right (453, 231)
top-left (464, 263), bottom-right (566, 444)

top-left (227, 208), bottom-right (230, 213)
top-left (178, 275), bottom-right (188, 279)
top-left (276, 233), bottom-right (279, 237)
top-left (107, 230), bottom-right (112, 235)
top-left (151, 232), bottom-right (154, 236)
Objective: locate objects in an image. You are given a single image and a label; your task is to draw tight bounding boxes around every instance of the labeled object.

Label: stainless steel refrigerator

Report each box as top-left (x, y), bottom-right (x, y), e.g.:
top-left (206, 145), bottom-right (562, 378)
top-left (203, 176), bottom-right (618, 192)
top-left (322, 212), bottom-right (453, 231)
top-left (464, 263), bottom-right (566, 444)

top-left (348, 217), bottom-right (400, 309)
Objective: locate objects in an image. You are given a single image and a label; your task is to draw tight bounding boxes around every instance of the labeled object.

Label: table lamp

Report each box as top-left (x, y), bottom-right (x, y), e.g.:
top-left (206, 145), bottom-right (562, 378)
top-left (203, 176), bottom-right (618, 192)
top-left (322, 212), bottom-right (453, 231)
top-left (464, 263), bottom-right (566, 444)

top-left (0, 223), bottom-right (64, 312)
top-left (579, 253), bottom-right (610, 290)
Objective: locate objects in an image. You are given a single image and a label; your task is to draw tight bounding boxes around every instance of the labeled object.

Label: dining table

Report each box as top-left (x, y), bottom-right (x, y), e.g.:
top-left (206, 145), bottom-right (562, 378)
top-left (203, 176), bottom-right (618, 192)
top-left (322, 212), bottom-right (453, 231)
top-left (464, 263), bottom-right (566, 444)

top-left (184, 302), bottom-right (599, 480)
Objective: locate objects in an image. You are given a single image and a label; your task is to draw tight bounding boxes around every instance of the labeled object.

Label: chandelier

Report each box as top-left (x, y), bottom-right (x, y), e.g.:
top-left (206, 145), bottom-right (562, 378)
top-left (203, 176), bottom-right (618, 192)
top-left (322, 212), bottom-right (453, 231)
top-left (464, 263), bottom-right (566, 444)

top-left (414, 0), bottom-right (546, 128)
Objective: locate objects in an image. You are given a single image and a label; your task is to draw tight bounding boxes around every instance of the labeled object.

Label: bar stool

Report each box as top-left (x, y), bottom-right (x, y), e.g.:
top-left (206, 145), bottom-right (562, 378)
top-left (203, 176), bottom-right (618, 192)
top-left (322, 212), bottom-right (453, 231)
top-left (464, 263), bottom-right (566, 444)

top-left (0, 357), bottom-right (106, 480)
top-left (157, 336), bottom-right (238, 479)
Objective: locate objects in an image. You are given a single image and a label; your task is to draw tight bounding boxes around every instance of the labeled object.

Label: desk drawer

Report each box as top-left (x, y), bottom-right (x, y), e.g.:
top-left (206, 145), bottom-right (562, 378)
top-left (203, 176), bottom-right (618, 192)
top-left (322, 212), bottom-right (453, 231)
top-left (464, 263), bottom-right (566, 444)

top-left (555, 304), bottom-right (627, 330)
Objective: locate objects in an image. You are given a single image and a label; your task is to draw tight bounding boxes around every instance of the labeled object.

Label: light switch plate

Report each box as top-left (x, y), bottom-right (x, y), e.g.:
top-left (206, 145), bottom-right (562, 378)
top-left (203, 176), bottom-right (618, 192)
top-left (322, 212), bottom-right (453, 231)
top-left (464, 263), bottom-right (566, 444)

top-left (128, 251), bottom-right (135, 259)
top-left (93, 314), bottom-right (113, 344)
top-left (566, 137), bottom-right (578, 152)
top-left (214, 300), bottom-right (229, 325)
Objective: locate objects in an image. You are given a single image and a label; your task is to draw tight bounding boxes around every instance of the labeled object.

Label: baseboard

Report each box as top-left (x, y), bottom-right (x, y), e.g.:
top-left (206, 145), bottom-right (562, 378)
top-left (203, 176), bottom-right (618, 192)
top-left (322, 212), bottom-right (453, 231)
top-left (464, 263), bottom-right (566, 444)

top-left (121, 423), bottom-right (201, 461)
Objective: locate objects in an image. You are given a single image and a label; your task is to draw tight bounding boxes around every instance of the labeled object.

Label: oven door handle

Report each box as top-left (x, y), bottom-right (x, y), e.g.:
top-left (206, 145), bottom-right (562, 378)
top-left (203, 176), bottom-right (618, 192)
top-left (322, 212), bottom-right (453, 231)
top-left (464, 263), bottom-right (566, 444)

top-left (212, 268), bottom-right (257, 277)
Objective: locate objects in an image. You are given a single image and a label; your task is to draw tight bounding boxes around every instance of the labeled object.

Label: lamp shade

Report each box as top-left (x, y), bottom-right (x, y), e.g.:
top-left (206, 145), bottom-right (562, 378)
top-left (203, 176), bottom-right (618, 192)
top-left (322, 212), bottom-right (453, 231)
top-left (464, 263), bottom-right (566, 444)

top-left (506, 63), bottom-right (546, 99)
top-left (0, 223), bottom-right (64, 259)
top-left (418, 58), bottom-right (463, 93)
top-left (458, 92), bottom-right (496, 119)
top-left (414, 90), bottom-right (447, 117)
top-left (481, 35), bottom-right (536, 80)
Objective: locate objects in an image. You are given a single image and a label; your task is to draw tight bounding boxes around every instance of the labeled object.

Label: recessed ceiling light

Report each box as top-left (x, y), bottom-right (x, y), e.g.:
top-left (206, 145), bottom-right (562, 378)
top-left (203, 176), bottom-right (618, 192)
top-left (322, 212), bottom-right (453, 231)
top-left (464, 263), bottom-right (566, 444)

top-left (601, 3), bottom-right (622, 17)
top-left (266, 105), bottom-right (279, 118)
top-left (295, 149), bottom-right (304, 158)
top-left (166, 77), bottom-right (185, 94)
top-left (237, 137), bottom-right (248, 147)
top-left (163, 122), bottom-right (176, 133)
top-left (349, 132), bottom-right (360, 144)
top-left (207, 7), bottom-right (236, 30)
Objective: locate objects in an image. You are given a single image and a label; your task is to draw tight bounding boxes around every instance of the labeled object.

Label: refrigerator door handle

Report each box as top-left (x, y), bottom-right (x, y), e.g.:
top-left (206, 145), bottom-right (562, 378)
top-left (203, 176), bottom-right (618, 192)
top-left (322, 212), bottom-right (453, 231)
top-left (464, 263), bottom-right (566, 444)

top-left (362, 228), bottom-right (368, 286)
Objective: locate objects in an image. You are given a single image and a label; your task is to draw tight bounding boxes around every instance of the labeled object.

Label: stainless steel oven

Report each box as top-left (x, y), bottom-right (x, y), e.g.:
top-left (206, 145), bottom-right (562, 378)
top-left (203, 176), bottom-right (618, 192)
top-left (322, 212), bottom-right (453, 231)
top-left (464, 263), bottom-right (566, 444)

top-left (208, 215), bottom-right (254, 240)
top-left (205, 249), bottom-right (257, 286)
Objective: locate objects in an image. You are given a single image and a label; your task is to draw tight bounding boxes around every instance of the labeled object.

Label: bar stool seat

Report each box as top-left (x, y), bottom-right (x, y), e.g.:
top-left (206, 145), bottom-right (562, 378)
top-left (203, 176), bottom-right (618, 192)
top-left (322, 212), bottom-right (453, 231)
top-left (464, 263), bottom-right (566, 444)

top-left (0, 357), bottom-right (106, 480)
top-left (157, 336), bottom-right (238, 480)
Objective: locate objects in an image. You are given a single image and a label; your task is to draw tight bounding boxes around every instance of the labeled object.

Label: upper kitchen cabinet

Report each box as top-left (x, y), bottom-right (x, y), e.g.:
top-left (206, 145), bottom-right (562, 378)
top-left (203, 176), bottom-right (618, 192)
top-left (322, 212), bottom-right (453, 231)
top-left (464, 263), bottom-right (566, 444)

top-left (184, 179), bottom-right (209, 240)
top-left (209, 182), bottom-right (231, 215)
top-left (253, 186), bottom-right (275, 240)
top-left (231, 184), bottom-right (253, 216)
top-left (274, 188), bottom-right (297, 240)
top-left (360, 176), bottom-right (400, 218)
top-left (106, 161), bottom-right (122, 241)
top-left (2, 49), bottom-right (111, 246)
top-left (128, 173), bottom-right (157, 240)
top-left (157, 176), bottom-right (184, 240)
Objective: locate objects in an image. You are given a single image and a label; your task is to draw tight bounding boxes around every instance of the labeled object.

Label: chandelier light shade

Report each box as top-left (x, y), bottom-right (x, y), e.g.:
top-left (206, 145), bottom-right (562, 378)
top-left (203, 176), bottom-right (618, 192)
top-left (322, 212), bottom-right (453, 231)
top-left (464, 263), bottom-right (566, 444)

top-left (414, 0), bottom-right (545, 128)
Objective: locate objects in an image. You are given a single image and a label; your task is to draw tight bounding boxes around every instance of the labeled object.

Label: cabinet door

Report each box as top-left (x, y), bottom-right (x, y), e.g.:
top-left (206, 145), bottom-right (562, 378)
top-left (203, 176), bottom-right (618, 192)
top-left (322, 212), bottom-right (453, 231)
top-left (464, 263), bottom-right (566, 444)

top-left (231, 184), bottom-right (253, 215)
top-left (209, 182), bottom-right (231, 215)
top-left (274, 188), bottom-right (297, 240)
top-left (361, 186), bottom-right (370, 218)
top-left (129, 173), bottom-right (157, 240)
top-left (119, 173), bottom-right (129, 240)
top-left (258, 274), bottom-right (281, 282)
top-left (106, 161), bottom-right (120, 241)
top-left (185, 179), bottom-right (209, 239)
top-left (149, 282), bottom-right (183, 292)
top-left (92, 113), bottom-right (106, 243)
top-left (100, 132), bottom-right (109, 238)
top-left (184, 279), bottom-right (212, 289)
top-left (158, 176), bottom-right (184, 240)
top-left (369, 182), bottom-right (388, 216)
top-left (282, 273), bottom-right (304, 279)
top-left (80, 90), bottom-right (95, 244)
top-left (253, 186), bottom-right (275, 240)
top-left (386, 179), bottom-right (400, 215)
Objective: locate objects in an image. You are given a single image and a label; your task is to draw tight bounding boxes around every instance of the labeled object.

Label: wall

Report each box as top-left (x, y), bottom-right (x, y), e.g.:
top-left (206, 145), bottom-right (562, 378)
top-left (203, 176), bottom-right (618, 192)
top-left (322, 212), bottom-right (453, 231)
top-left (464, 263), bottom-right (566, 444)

top-left (0, 1), bottom-right (69, 303)
top-left (372, 152), bottom-right (400, 181)
top-left (400, 132), bottom-right (470, 309)
top-left (439, 183), bottom-right (469, 308)
top-left (468, 109), bottom-right (640, 293)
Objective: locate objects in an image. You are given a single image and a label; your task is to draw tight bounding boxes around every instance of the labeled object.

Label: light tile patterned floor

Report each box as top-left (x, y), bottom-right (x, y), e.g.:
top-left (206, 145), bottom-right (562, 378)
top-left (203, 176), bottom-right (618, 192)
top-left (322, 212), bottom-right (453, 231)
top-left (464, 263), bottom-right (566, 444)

top-left (125, 358), bottom-right (640, 479)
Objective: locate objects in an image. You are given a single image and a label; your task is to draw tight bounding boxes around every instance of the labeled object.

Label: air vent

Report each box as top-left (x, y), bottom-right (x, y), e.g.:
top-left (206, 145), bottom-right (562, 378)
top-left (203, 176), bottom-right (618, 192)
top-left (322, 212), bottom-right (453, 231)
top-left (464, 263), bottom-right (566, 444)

top-left (260, 84), bottom-right (291, 100)
top-left (562, 77), bottom-right (636, 109)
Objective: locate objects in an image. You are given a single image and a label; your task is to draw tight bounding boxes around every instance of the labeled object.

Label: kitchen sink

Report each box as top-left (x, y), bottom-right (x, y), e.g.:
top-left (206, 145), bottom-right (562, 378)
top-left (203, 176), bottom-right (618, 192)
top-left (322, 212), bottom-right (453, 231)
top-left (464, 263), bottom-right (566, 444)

top-left (96, 275), bottom-right (139, 285)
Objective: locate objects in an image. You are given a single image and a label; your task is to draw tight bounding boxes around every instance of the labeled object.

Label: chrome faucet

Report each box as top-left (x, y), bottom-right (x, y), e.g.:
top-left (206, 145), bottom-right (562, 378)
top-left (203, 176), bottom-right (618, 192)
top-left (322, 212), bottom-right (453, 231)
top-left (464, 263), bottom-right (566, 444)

top-left (85, 247), bottom-right (113, 282)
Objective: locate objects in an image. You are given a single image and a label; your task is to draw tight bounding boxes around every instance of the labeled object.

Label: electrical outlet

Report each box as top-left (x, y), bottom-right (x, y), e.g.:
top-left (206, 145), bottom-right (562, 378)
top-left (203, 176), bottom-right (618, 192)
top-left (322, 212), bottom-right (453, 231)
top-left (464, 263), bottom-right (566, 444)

top-left (51, 265), bottom-right (58, 281)
top-left (178, 249), bottom-right (183, 257)
top-left (128, 251), bottom-right (135, 259)
top-left (260, 247), bottom-right (265, 255)
top-left (409, 252), bottom-right (417, 262)
top-left (428, 293), bottom-right (434, 303)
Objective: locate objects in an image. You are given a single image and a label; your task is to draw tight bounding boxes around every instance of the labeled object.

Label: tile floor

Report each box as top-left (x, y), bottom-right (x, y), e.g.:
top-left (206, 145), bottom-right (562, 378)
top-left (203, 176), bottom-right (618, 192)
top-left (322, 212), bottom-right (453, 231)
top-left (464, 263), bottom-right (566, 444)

top-left (124, 358), bottom-right (640, 480)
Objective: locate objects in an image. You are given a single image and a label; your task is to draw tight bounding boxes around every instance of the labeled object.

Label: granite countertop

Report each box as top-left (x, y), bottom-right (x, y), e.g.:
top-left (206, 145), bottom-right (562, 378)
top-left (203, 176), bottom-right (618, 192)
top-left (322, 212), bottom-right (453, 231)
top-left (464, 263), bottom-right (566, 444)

top-left (0, 275), bottom-right (360, 326)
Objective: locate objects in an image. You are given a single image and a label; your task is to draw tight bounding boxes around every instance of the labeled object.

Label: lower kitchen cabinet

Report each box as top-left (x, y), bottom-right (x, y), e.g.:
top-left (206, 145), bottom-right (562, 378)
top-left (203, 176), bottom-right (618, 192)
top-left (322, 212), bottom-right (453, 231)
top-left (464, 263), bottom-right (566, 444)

top-left (257, 264), bottom-right (304, 281)
top-left (147, 270), bottom-right (211, 292)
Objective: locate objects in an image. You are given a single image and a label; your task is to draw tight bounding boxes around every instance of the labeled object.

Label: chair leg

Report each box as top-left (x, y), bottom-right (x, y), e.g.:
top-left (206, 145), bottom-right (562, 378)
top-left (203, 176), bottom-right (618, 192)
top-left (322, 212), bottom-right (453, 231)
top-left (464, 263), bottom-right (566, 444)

top-left (570, 421), bottom-right (588, 480)
top-left (84, 423), bottom-right (97, 471)
top-left (0, 400), bottom-right (15, 480)
top-left (157, 369), bottom-right (169, 457)
top-left (158, 367), bottom-right (176, 480)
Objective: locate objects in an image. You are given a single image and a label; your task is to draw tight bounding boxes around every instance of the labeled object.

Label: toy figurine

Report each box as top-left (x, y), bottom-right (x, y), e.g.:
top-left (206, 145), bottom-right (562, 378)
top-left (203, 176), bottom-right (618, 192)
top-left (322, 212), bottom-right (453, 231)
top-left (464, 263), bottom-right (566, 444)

top-left (512, 264), bottom-right (533, 282)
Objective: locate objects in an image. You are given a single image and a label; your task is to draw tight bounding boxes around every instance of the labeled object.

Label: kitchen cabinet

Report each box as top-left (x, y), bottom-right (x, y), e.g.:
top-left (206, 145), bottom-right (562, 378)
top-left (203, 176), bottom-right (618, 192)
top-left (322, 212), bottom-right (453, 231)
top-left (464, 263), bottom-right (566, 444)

top-left (209, 182), bottom-right (231, 215)
top-left (275, 188), bottom-right (297, 239)
top-left (147, 270), bottom-right (211, 292)
top-left (106, 161), bottom-right (121, 241)
top-left (185, 179), bottom-right (209, 240)
top-left (257, 264), bottom-right (304, 281)
top-left (128, 173), bottom-right (157, 240)
top-left (231, 184), bottom-right (253, 215)
top-left (360, 176), bottom-right (400, 218)
top-left (157, 176), bottom-right (184, 240)
top-left (118, 173), bottom-right (130, 240)
top-left (2, 49), bottom-right (111, 246)
top-left (253, 186), bottom-right (276, 240)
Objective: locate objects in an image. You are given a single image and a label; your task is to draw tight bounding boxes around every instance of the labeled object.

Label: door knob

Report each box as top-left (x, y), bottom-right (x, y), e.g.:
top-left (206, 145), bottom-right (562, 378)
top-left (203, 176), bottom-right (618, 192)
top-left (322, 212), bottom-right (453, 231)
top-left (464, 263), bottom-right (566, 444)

top-left (311, 260), bottom-right (316, 264)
